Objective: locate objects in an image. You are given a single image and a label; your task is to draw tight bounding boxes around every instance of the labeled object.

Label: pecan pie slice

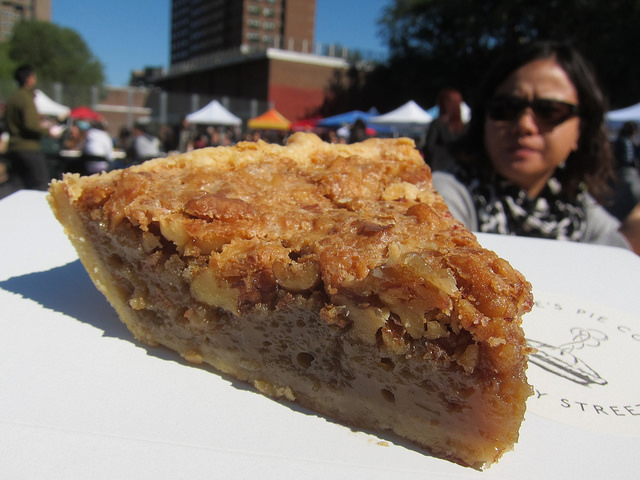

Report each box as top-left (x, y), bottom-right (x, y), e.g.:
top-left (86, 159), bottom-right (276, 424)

top-left (48, 133), bottom-right (533, 469)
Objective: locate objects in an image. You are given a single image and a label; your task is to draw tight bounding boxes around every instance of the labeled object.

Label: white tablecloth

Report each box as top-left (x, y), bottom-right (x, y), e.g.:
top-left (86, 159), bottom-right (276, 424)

top-left (1, 190), bottom-right (638, 479)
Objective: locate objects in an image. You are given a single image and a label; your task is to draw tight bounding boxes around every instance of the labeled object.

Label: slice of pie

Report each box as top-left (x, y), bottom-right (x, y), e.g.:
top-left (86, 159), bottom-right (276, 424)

top-left (48, 132), bottom-right (533, 469)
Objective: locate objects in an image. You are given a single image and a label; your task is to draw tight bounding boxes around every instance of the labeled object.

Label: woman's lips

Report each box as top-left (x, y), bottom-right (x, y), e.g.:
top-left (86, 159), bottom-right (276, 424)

top-left (507, 143), bottom-right (539, 159)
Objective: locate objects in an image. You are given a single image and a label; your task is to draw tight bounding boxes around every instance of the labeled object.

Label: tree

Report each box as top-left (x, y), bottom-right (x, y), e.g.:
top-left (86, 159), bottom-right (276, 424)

top-left (341, 0), bottom-right (640, 112)
top-left (7, 20), bottom-right (105, 88)
top-left (0, 42), bottom-right (16, 80)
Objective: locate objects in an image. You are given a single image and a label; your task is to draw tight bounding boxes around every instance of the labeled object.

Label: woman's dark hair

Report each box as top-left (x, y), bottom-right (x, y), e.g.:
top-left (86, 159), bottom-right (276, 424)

top-left (459, 40), bottom-right (613, 203)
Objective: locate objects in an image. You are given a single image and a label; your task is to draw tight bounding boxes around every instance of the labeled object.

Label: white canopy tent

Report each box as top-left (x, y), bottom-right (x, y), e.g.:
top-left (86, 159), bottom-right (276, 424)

top-left (369, 100), bottom-right (433, 127)
top-left (604, 102), bottom-right (640, 134)
top-left (185, 100), bottom-right (242, 126)
top-left (34, 89), bottom-right (70, 118)
top-left (369, 100), bottom-right (433, 137)
top-left (606, 102), bottom-right (640, 127)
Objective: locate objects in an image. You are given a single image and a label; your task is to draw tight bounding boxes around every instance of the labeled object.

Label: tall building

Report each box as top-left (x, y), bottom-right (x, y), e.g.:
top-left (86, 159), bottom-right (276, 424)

top-left (0, 0), bottom-right (51, 41)
top-left (160, 0), bottom-right (349, 123)
top-left (170, 0), bottom-right (315, 66)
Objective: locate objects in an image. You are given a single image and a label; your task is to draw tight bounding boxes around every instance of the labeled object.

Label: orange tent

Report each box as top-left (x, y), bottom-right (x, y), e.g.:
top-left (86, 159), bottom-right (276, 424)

top-left (247, 108), bottom-right (291, 131)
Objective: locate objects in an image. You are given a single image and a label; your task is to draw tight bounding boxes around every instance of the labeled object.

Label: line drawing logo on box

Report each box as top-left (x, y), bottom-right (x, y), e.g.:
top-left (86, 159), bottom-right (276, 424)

top-left (528, 327), bottom-right (608, 387)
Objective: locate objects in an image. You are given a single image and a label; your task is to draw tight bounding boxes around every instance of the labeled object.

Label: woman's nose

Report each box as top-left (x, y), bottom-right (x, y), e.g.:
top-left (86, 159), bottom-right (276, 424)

top-left (514, 107), bottom-right (540, 134)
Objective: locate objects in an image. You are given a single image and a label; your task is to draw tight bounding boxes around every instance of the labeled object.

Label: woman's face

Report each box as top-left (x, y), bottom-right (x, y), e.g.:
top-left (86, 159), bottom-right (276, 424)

top-left (484, 58), bottom-right (581, 197)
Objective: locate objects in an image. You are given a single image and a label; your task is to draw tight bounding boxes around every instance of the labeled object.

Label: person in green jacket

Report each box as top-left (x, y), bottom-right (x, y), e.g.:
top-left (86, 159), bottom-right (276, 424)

top-left (4, 64), bottom-right (53, 190)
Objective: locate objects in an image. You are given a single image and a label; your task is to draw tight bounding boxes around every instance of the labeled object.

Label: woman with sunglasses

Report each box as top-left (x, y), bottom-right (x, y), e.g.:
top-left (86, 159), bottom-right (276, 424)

top-left (432, 40), bottom-right (639, 253)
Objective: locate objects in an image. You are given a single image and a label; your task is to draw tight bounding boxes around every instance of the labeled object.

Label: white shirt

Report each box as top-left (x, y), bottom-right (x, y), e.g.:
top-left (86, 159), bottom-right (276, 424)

top-left (133, 133), bottom-right (161, 160)
top-left (83, 128), bottom-right (114, 161)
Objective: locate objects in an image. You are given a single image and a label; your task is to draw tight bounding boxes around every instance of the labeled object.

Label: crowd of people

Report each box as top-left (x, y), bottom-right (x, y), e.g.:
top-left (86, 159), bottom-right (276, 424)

top-left (2, 41), bottom-right (639, 255)
top-left (0, 64), bottom-right (280, 198)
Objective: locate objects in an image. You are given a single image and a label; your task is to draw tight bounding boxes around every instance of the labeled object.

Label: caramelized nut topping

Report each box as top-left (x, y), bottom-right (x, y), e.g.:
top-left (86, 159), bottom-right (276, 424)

top-left (185, 193), bottom-right (256, 221)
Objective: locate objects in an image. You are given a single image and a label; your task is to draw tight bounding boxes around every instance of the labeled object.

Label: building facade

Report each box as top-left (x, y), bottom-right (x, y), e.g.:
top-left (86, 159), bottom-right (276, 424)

top-left (0, 0), bottom-right (50, 41)
top-left (160, 0), bottom-right (348, 123)
top-left (170, 0), bottom-right (315, 64)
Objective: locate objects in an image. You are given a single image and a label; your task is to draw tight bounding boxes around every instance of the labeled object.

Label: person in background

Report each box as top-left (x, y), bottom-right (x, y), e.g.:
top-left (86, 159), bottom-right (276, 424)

top-left (115, 126), bottom-right (132, 151)
top-left (0, 108), bottom-right (16, 199)
top-left (4, 64), bottom-right (60, 190)
top-left (192, 127), bottom-right (210, 149)
top-left (607, 121), bottom-right (640, 221)
top-left (348, 118), bottom-right (369, 144)
top-left (422, 87), bottom-right (467, 171)
top-left (81, 120), bottom-right (114, 174)
top-left (176, 117), bottom-right (193, 153)
top-left (128, 122), bottom-right (161, 164)
top-left (158, 123), bottom-right (177, 153)
top-left (431, 40), bottom-right (639, 254)
top-left (60, 122), bottom-right (85, 151)
top-left (614, 121), bottom-right (639, 169)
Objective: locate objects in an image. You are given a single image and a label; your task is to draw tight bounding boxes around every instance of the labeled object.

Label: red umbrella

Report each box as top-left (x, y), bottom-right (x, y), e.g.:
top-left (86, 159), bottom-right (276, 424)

top-left (290, 116), bottom-right (324, 132)
top-left (69, 106), bottom-right (103, 121)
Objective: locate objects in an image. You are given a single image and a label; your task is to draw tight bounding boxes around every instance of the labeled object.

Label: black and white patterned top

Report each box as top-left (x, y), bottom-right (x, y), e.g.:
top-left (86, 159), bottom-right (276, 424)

top-left (431, 168), bottom-right (629, 249)
top-left (460, 170), bottom-right (587, 241)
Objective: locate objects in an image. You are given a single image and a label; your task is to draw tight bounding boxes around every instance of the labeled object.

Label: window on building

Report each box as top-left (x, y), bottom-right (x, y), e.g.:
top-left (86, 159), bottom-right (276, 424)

top-left (262, 35), bottom-right (273, 44)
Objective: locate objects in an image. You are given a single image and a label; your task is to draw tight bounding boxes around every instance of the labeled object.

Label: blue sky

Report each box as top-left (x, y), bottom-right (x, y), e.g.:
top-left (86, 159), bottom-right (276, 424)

top-left (51, 0), bottom-right (390, 86)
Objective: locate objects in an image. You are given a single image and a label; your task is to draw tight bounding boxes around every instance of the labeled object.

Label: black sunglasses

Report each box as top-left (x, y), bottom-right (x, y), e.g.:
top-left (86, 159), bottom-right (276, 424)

top-left (486, 95), bottom-right (580, 126)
